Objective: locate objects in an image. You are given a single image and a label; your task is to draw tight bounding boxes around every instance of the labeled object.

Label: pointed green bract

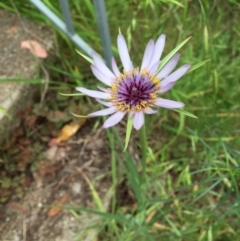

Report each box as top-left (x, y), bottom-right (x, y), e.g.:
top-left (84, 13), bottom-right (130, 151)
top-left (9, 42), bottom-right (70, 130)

top-left (71, 112), bottom-right (88, 118)
top-left (173, 109), bottom-right (198, 119)
top-left (123, 116), bottom-right (133, 152)
top-left (157, 36), bottom-right (192, 72)
top-left (60, 92), bottom-right (85, 96)
top-left (75, 49), bottom-right (94, 64)
top-left (187, 59), bottom-right (210, 73)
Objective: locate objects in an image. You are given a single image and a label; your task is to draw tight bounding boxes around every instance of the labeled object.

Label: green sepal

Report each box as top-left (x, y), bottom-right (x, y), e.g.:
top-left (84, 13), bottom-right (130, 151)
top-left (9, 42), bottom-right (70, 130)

top-left (188, 59), bottom-right (211, 73)
top-left (123, 116), bottom-right (133, 152)
top-left (173, 109), bottom-right (198, 119)
top-left (75, 49), bottom-right (94, 64)
top-left (158, 36), bottom-right (192, 72)
top-left (71, 112), bottom-right (88, 118)
top-left (60, 92), bottom-right (85, 96)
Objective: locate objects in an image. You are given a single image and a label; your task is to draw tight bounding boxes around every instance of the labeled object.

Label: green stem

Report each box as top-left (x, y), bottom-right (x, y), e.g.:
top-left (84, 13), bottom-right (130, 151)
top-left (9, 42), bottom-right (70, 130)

top-left (139, 123), bottom-right (147, 182)
top-left (110, 131), bottom-right (117, 212)
top-left (105, 125), bottom-right (117, 213)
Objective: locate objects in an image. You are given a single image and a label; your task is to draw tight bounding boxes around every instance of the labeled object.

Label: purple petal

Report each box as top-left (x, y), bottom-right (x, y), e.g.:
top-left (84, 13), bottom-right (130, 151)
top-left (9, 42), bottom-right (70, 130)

top-left (157, 82), bottom-right (175, 93)
top-left (148, 60), bottom-right (160, 74)
top-left (112, 57), bottom-right (120, 76)
top-left (141, 39), bottom-right (154, 70)
top-left (143, 108), bottom-right (158, 114)
top-left (133, 111), bottom-right (144, 130)
top-left (161, 64), bottom-right (191, 86)
top-left (117, 34), bottom-right (133, 71)
top-left (148, 34), bottom-right (166, 69)
top-left (103, 111), bottom-right (126, 128)
top-left (76, 87), bottom-right (110, 99)
top-left (155, 98), bottom-right (184, 109)
top-left (88, 107), bottom-right (117, 117)
top-left (91, 65), bottom-right (112, 86)
top-left (96, 99), bottom-right (113, 107)
top-left (157, 53), bottom-right (180, 79)
top-left (92, 52), bottom-right (115, 80)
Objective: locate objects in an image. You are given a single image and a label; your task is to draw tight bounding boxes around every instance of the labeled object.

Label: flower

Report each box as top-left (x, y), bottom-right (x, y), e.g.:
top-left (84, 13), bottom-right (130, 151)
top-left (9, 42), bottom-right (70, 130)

top-left (76, 34), bottom-right (191, 130)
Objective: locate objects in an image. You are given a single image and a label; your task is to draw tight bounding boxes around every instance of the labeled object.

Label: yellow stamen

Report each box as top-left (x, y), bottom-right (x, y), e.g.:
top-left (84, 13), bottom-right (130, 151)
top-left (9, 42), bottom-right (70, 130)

top-left (140, 69), bottom-right (148, 76)
top-left (150, 93), bottom-right (157, 99)
top-left (111, 83), bottom-right (118, 91)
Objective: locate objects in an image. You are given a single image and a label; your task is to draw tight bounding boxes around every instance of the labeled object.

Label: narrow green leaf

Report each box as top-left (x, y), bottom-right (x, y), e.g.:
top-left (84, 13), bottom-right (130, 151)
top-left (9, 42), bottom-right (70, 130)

top-left (0, 78), bottom-right (44, 84)
top-left (60, 92), bottom-right (85, 96)
top-left (158, 36), bottom-right (192, 72)
top-left (168, 0), bottom-right (184, 7)
top-left (75, 49), bottom-right (94, 64)
top-left (123, 117), bottom-right (133, 152)
top-left (113, 128), bottom-right (142, 203)
top-left (0, 106), bottom-right (11, 120)
top-left (44, 64), bottom-right (83, 80)
top-left (61, 205), bottom-right (126, 223)
top-left (190, 178), bottom-right (222, 205)
top-left (187, 59), bottom-right (211, 73)
top-left (83, 173), bottom-right (105, 212)
top-left (173, 109), bottom-right (198, 119)
top-left (71, 112), bottom-right (88, 118)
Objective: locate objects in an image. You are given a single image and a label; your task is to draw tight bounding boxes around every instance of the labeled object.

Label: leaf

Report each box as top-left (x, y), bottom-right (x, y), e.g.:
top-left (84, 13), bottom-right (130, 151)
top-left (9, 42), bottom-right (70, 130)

top-left (0, 105), bottom-right (11, 120)
top-left (157, 36), bottom-right (192, 72)
top-left (8, 202), bottom-right (29, 215)
top-left (78, 168), bottom-right (104, 212)
top-left (21, 40), bottom-right (48, 58)
top-left (172, 109), bottom-right (198, 119)
top-left (123, 117), bottom-right (133, 152)
top-left (187, 59), bottom-right (211, 73)
top-left (75, 49), bottom-right (94, 64)
top-left (46, 110), bottom-right (67, 122)
top-left (0, 78), bottom-right (44, 84)
top-left (55, 119), bottom-right (86, 143)
top-left (48, 194), bottom-right (67, 217)
top-left (6, 24), bottom-right (18, 34)
top-left (168, 0), bottom-right (184, 7)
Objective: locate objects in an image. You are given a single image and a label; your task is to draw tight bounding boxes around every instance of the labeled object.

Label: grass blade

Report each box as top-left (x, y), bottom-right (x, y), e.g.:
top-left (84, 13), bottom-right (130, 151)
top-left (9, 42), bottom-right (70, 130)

top-left (157, 36), bottom-right (192, 71)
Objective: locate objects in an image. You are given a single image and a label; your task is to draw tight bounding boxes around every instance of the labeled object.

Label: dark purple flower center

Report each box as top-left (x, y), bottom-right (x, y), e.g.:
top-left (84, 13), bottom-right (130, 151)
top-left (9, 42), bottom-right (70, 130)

top-left (111, 70), bottom-right (160, 112)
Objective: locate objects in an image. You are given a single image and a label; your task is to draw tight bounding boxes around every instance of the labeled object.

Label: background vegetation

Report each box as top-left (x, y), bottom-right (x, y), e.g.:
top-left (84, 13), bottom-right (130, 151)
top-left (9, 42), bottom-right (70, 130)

top-left (1, 0), bottom-right (240, 240)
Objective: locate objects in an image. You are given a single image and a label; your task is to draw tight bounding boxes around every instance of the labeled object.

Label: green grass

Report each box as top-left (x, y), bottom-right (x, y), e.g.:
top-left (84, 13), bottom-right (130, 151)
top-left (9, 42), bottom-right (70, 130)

top-left (2, 0), bottom-right (240, 240)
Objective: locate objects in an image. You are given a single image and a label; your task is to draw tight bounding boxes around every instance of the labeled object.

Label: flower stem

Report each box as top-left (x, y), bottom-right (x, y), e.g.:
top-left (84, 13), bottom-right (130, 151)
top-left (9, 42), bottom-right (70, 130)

top-left (139, 123), bottom-right (147, 182)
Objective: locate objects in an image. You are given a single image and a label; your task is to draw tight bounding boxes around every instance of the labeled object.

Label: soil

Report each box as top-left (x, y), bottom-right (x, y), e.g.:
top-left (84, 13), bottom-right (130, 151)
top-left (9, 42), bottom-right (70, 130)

top-left (0, 105), bottom-right (113, 241)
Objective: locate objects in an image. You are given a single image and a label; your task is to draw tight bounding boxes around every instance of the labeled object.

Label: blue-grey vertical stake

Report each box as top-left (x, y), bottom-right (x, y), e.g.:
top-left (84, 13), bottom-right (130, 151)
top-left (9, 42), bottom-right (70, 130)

top-left (28, 0), bottom-right (95, 57)
top-left (59, 0), bottom-right (75, 35)
top-left (93, 0), bottom-right (113, 69)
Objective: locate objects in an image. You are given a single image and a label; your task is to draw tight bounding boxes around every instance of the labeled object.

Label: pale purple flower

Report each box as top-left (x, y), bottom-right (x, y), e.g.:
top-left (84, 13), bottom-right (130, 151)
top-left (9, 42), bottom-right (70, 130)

top-left (76, 34), bottom-right (191, 130)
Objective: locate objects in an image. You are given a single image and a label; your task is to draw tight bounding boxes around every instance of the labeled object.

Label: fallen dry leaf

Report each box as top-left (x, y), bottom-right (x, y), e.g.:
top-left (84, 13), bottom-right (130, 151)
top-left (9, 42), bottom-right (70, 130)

top-left (26, 116), bottom-right (38, 128)
top-left (8, 201), bottom-right (29, 215)
top-left (21, 40), bottom-right (48, 58)
top-left (6, 24), bottom-right (18, 34)
top-left (48, 194), bottom-right (67, 217)
top-left (55, 119), bottom-right (86, 144)
top-left (46, 110), bottom-right (67, 122)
